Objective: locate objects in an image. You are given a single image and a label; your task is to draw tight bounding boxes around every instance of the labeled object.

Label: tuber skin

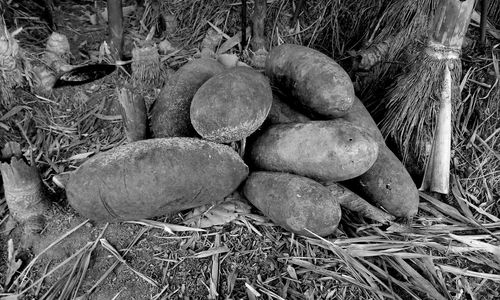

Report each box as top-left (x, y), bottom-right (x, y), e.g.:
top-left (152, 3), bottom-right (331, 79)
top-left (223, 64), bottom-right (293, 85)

top-left (323, 181), bottom-right (394, 224)
top-left (265, 44), bottom-right (355, 118)
top-left (341, 97), bottom-right (419, 219)
top-left (248, 119), bottom-right (379, 182)
top-left (243, 171), bottom-right (341, 237)
top-left (65, 138), bottom-right (249, 222)
top-left (150, 59), bottom-right (225, 138)
top-left (260, 96), bottom-right (419, 219)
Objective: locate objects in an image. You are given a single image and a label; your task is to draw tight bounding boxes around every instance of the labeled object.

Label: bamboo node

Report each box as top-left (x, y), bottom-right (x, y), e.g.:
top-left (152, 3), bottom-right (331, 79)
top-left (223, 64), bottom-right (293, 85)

top-left (425, 40), bottom-right (460, 60)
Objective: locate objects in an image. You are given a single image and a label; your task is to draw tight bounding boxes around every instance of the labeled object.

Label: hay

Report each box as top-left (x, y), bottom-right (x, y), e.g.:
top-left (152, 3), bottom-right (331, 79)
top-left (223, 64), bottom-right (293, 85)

top-left (0, 0), bottom-right (499, 299)
top-left (487, 0), bottom-right (500, 26)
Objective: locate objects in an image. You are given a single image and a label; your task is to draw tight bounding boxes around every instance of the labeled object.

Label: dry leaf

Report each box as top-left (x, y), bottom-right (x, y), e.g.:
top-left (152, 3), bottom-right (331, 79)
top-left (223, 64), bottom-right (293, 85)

top-left (5, 239), bottom-right (22, 287)
top-left (0, 295), bottom-right (20, 300)
top-left (183, 195), bottom-right (251, 228)
top-left (126, 219), bottom-right (205, 233)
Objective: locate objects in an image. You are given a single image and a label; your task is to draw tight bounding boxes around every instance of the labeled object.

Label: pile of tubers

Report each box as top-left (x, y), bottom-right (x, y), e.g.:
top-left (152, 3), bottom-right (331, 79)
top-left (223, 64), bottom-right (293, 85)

top-left (61, 44), bottom-right (419, 237)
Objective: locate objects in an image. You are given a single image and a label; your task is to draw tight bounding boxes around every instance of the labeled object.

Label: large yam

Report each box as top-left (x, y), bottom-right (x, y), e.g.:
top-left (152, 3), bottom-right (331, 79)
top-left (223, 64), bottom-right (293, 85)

top-left (341, 97), bottom-right (419, 218)
top-left (341, 97), bottom-right (384, 142)
top-left (345, 147), bottom-right (419, 218)
top-left (190, 67), bottom-right (272, 143)
top-left (66, 138), bottom-right (249, 222)
top-left (248, 120), bottom-right (379, 182)
top-left (265, 44), bottom-right (354, 118)
top-left (243, 171), bottom-right (341, 237)
top-left (265, 92), bottom-right (310, 125)
top-left (151, 59), bottom-right (225, 138)
top-left (323, 181), bottom-right (395, 224)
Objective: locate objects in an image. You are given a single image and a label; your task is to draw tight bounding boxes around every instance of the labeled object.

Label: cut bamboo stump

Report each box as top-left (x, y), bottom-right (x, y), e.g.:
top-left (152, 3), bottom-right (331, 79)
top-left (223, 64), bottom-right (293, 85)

top-left (117, 87), bottom-right (148, 142)
top-left (1, 156), bottom-right (48, 234)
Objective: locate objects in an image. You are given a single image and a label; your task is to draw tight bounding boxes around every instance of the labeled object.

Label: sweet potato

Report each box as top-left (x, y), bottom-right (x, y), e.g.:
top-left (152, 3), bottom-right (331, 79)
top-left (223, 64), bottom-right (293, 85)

top-left (248, 120), bottom-right (379, 181)
top-left (265, 92), bottom-right (311, 125)
top-left (341, 97), bottom-right (384, 142)
top-left (150, 59), bottom-right (225, 138)
top-left (190, 67), bottom-right (272, 143)
top-left (243, 171), bottom-right (341, 237)
top-left (265, 44), bottom-right (354, 118)
top-left (343, 147), bottom-right (419, 218)
top-left (66, 138), bottom-right (249, 222)
top-left (323, 181), bottom-right (394, 224)
top-left (341, 97), bottom-right (419, 218)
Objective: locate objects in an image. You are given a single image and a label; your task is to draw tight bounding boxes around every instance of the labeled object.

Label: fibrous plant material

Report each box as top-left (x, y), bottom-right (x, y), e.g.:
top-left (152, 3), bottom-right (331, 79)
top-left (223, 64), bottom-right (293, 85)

top-left (200, 27), bottom-right (223, 59)
top-left (131, 41), bottom-right (162, 87)
top-left (354, 0), bottom-right (437, 104)
top-left (116, 87), bottom-right (148, 142)
top-left (34, 31), bottom-right (72, 92)
top-left (43, 32), bottom-right (71, 73)
top-left (357, 0), bottom-right (436, 68)
top-left (487, 0), bottom-right (500, 26)
top-left (0, 156), bottom-right (48, 234)
top-left (0, 15), bottom-right (26, 110)
top-left (380, 0), bottom-right (475, 172)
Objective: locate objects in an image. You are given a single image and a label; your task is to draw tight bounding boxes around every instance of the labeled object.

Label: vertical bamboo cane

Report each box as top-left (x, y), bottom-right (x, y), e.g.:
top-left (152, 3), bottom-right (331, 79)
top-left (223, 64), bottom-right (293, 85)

top-left (251, 0), bottom-right (267, 68)
top-left (107, 0), bottom-right (123, 61)
top-left (241, 0), bottom-right (247, 50)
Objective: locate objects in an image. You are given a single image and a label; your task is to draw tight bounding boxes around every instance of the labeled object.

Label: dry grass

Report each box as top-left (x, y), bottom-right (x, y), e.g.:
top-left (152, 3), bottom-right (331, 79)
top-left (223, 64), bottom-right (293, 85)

top-left (0, 0), bottom-right (499, 299)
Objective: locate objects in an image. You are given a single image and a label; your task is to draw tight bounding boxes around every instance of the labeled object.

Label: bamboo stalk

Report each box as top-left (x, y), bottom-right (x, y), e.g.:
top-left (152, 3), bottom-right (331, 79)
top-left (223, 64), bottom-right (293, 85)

top-left (431, 0), bottom-right (476, 49)
top-left (251, 0), bottom-right (267, 51)
top-left (480, 0), bottom-right (488, 46)
top-left (107, 0), bottom-right (123, 61)
top-left (241, 0), bottom-right (247, 50)
top-left (250, 0), bottom-right (267, 68)
top-left (420, 64), bottom-right (452, 194)
top-left (380, 0), bottom-right (475, 172)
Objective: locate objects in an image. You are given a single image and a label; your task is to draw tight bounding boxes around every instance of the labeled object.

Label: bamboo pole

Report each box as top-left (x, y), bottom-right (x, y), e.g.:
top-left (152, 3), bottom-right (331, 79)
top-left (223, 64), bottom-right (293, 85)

top-left (241, 0), bottom-right (247, 50)
top-left (431, 0), bottom-right (476, 50)
top-left (250, 0), bottom-right (267, 68)
top-left (107, 0), bottom-right (123, 61)
top-left (480, 0), bottom-right (488, 46)
top-left (251, 0), bottom-right (267, 51)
